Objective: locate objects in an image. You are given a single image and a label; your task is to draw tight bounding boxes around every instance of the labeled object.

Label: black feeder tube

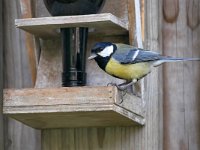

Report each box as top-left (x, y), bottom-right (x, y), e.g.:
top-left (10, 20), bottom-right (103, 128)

top-left (61, 27), bottom-right (88, 87)
top-left (43, 0), bottom-right (105, 87)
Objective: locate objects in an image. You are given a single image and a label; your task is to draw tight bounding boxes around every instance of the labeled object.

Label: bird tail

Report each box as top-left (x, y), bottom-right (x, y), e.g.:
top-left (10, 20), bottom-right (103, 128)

top-left (153, 57), bottom-right (200, 67)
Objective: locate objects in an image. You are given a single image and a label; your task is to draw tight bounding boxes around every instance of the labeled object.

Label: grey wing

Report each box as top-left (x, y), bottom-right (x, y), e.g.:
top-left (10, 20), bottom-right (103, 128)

top-left (113, 48), bottom-right (163, 64)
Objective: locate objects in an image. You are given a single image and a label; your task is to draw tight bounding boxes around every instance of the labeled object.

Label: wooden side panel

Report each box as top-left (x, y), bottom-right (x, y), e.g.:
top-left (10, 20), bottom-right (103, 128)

top-left (127, 0), bottom-right (163, 149)
top-left (163, 0), bottom-right (200, 149)
top-left (0, 0), bottom-right (4, 149)
top-left (3, 1), bottom-right (33, 88)
top-left (19, 0), bottom-right (37, 85)
top-left (127, 0), bottom-right (135, 45)
top-left (3, 1), bottom-right (40, 150)
top-left (35, 39), bottom-right (62, 88)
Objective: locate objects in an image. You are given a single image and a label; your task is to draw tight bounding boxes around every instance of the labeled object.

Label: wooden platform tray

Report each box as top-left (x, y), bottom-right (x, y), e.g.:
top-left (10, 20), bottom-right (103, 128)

top-left (3, 86), bottom-right (145, 129)
top-left (15, 13), bottom-right (128, 38)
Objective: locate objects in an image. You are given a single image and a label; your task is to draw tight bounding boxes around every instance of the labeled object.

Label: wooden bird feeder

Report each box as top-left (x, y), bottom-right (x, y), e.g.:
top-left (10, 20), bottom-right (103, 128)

top-left (3, 0), bottom-right (145, 130)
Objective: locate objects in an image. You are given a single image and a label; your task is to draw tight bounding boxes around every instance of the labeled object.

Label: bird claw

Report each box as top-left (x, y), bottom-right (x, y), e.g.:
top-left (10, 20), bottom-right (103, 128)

top-left (107, 82), bottom-right (117, 87)
top-left (107, 83), bottom-right (125, 90)
top-left (118, 90), bottom-right (128, 104)
top-left (107, 82), bottom-right (140, 104)
top-left (116, 85), bottom-right (127, 91)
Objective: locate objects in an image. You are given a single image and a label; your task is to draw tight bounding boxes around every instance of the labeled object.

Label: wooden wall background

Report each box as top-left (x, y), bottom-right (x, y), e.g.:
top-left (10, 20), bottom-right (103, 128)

top-left (3, 1), bottom-right (40, 150)
top-left (1, 0), bottom-right (200, 150)
top-left (163, 0), bottom-right (200, 149)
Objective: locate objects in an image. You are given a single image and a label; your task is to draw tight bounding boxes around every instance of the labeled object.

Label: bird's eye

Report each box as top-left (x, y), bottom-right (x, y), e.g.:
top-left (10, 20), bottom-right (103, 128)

top-left (99, 47), bottom-right (104, 51)
top-left (95, 48), bottom-right (101, 53)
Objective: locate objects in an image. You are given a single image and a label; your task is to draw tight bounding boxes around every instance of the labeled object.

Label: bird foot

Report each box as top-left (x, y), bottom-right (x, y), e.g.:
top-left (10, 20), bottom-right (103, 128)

top-left (118, 88), bottom-right (141, 104)
top-left (107, 82), bottom-right (117, 87)
top-left (107, 82), bottom-right (127, 90)
top-left (107, 81), bottom-right (141, 103)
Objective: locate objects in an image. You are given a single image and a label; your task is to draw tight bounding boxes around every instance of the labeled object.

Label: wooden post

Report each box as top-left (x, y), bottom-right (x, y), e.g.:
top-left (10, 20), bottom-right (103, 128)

top-left (125, 0), bottom-right (163, 149)
top-left (0, 0), bottom-right (4, 149)
top-left (19, 0), bottom-right (37, 85)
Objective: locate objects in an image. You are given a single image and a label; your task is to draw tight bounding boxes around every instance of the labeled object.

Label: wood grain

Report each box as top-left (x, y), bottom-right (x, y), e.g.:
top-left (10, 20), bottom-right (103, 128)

top-left (127, 0), bottom-right (135, 45)
top-left (3, 1), bottom-right (41, 150)
top-left (134, 0), bottom-right (143, 48)
top-left (163, 0), bottom-right (179, 23)
top-left (19, 0), bottom-right (37, 85)
top-left (128, 0), bottom-right (144, 99)
top-left (35, 39), bottom-right (62, 88)
top-left (15, 13), bottom-right (128, 38)
top-left (3, 86), bottom-right (144, 129)
top-left (0, 0), bottom-right (4, 149)
top-left (126, 0), bottom-right (163, 149)
top-left (4, 87), bottom-right (114, 107)
top-left (186, 0), bottom-right (200, 30)
top-left (101, 0), bottom-right (128, 23)
top-left (163, 0), bottom-right (200, 149)
top-left (141, 0), bottom-right (145, 41)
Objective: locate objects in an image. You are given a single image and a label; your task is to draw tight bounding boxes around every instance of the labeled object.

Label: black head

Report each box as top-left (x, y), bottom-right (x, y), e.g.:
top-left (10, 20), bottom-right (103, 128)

top-left (88, 42), bottom-right (117, 70)
top-left (88, 42), bottom-right (116, 60)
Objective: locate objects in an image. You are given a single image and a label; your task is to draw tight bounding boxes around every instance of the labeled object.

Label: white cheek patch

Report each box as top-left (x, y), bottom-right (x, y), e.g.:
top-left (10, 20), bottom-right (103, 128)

top-left (98, 45), bottom-right (114, 57)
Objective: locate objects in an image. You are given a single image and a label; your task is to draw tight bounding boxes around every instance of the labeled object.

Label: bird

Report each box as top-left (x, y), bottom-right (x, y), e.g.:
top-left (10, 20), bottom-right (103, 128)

top-left (88, 42), bottom-right (200, 91)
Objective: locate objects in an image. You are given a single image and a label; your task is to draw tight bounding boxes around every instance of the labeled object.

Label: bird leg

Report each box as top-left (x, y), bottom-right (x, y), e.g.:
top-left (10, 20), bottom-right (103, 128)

top-left (116, 79), bottom-right (137, 90)
top-left (107, 79), bottom-right (137, 90)
top-left (107, 81), bottom-right (129, 90)
top-left (108, 79), bottom-right (140, 104)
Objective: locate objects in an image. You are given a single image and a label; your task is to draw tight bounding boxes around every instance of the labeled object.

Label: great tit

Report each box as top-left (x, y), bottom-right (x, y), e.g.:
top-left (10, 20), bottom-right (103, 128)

top-left (88, 42), bottom-right (200, 90)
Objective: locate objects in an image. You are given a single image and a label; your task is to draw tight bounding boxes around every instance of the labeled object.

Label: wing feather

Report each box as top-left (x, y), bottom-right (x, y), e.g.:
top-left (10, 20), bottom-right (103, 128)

top-left (112, 47), bottom-right (162, 64)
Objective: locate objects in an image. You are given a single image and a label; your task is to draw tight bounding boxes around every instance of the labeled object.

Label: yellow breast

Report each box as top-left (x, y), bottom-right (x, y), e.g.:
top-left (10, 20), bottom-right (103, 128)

top-left (105, 58), bottom-right (151, 81)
